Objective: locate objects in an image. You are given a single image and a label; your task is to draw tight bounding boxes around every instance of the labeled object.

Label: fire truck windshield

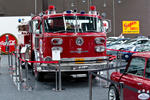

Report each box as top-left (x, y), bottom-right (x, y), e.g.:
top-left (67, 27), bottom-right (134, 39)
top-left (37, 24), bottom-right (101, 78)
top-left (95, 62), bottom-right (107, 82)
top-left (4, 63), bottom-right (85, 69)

top-left (44, 16), bottom-right (102, 33)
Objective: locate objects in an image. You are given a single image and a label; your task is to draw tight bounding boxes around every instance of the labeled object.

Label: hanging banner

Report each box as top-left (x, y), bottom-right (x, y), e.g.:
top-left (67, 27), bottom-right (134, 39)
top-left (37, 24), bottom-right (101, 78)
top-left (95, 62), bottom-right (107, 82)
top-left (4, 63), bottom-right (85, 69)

top-left (122, 21), bottom-right (140, 34)
top-left (0, 33), bottom-right (18, 54)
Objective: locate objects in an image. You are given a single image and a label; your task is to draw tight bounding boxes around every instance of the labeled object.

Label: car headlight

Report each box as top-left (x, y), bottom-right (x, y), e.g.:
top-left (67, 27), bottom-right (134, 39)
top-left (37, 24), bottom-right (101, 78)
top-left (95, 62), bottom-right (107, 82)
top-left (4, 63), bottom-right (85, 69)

top-left (95, 46), bottom-right (105, 52)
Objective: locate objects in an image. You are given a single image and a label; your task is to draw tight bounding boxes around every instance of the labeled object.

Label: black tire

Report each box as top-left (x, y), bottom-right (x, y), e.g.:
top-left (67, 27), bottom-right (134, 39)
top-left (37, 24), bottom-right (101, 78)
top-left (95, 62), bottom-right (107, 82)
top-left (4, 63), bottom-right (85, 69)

top-left (35, 71), bottom-right (44, 81)
top-left (108, 85), bottom-right (119, 100)
top-left (33, 63), bottom-right (44, 81)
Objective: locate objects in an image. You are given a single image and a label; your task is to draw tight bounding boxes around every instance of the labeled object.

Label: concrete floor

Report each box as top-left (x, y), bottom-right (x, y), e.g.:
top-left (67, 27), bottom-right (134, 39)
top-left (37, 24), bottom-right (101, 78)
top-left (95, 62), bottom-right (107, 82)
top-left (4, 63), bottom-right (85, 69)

top-left (0, 55), bottom-right (115, 100)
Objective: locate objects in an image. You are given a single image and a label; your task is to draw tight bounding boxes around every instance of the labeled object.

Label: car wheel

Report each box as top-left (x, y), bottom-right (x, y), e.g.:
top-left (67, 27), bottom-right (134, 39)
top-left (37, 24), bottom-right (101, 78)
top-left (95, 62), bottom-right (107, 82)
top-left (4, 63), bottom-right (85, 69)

top-left (108, 86), bottom-right (119, 100)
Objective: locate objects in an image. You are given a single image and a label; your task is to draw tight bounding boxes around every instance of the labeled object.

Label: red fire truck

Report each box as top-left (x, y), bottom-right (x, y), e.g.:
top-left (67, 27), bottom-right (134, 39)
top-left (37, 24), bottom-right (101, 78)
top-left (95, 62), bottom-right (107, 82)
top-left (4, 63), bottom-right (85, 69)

top-left (19, 5), bottom-right (111, 81)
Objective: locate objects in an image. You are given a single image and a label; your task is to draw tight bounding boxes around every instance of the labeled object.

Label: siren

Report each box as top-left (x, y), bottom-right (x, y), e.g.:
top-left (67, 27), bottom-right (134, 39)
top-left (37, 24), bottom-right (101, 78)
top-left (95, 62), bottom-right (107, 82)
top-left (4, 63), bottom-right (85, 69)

top-left (89, 6), bottom-right (97, 15)
top-left (48, 5), bottom-right (56, 14)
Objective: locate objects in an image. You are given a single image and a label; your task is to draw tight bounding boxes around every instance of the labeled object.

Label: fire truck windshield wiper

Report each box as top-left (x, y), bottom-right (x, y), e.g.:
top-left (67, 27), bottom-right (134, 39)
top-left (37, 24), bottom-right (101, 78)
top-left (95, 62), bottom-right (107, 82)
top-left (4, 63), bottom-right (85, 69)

top-left (53, 30), bottom-right (75, 33)
top-left (53, 30), bottom-right (67, 33)
top-left (86, 30), bottom-right (98, 32)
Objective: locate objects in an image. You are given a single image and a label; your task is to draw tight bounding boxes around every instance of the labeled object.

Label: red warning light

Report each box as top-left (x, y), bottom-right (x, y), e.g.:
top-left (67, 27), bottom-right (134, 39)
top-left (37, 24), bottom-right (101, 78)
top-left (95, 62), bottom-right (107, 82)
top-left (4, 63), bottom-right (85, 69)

top-left (90, 6), bottom-right (96, 11)
top-left (48, 5), bottom-right (55, 10)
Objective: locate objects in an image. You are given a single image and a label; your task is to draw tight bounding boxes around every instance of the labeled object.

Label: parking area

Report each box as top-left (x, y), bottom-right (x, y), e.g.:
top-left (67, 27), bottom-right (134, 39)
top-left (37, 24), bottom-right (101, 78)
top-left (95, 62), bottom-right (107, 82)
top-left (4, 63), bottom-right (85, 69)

top-left (0, 55), bottom-right (113, 100)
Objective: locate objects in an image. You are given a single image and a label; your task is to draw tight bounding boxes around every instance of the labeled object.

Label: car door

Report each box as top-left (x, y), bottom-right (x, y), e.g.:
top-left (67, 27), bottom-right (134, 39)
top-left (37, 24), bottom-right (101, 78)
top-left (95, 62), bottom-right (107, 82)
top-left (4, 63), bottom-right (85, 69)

top-left (120, 57), bottom-right (146, 100)
top-left (142, 58), bottom-right (150, 100)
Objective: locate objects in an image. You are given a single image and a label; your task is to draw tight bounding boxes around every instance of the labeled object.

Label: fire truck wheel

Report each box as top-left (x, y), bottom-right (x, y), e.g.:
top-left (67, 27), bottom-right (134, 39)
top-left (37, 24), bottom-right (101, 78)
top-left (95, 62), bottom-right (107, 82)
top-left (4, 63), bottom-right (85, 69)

top-left (33, 63), bottom-right (44, 81)
top-left (34, 72), bottom-right (44, 81)
top-left (108, 85), bottom-right (119, 100)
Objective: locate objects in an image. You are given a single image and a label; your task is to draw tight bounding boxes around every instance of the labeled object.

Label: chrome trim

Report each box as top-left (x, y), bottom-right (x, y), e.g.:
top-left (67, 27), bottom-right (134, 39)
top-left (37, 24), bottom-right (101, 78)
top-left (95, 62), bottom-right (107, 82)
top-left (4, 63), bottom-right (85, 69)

top-left (36, 56), bottom-right (108, 72)
top-left (51, 38), bottom-right (63, 45)
top-left (70, 50), bottom-right (88, 54)
top-left (61, 56), bottom-right (108, 61)
top-left (37, 62), bottom-right (108, 72)
top-left (95, 37), bottom-right (105, 44)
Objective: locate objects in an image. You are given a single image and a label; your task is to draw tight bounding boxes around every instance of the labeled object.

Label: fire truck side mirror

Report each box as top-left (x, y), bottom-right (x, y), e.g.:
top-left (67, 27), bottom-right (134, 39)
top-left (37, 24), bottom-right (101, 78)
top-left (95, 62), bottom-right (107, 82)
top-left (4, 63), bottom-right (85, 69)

top-left (102, 19), bottom-right (111, 33)
top-left (18, 25), bottom-right (29, 31)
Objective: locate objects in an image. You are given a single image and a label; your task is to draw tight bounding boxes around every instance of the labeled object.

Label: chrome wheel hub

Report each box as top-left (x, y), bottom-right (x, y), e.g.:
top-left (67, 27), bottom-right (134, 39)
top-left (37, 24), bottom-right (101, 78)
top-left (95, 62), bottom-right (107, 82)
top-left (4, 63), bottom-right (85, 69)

top-left (109, 89), bottom-right (116, 100)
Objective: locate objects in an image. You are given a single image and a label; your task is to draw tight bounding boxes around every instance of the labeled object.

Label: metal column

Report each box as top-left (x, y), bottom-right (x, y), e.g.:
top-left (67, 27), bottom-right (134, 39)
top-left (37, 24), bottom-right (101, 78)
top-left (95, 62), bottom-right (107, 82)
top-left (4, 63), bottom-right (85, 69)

top-left (89, 71), bottom-right (93, 100)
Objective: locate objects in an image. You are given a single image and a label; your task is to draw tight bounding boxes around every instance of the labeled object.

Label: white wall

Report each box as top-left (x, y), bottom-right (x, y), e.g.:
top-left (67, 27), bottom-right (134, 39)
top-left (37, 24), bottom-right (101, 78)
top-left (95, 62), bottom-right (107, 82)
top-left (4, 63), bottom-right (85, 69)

top-left (0, 16), bottom-right (31, 42)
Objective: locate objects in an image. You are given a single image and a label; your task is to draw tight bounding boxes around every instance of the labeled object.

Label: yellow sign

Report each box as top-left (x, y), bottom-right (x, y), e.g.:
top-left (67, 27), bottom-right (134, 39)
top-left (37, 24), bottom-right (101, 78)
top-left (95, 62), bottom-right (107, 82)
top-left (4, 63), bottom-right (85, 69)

top-left (122, 21), bottom-right (140, 34)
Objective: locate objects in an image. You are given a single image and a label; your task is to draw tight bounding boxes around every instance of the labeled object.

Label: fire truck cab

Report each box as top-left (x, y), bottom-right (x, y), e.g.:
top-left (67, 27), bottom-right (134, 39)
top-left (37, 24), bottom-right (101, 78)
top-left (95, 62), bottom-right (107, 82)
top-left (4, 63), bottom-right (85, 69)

top-left (19, 5), bottom-right (111, 81)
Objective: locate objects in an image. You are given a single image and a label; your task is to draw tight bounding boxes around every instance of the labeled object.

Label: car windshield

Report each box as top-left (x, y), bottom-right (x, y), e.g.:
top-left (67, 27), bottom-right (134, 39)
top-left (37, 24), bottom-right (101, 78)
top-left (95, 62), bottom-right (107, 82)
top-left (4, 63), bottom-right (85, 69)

top-left (123, 39), bottom-right (136, 44)
top-left (127, 57), bottom-right (145, 76)
top-left (44, 16), bottom-right (102, 33)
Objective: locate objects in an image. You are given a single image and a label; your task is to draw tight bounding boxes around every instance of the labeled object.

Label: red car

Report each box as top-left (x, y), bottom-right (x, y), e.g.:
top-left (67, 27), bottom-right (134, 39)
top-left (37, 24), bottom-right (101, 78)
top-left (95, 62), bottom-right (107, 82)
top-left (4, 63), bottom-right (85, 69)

top-left (109, 52), bottom-right (150, 100)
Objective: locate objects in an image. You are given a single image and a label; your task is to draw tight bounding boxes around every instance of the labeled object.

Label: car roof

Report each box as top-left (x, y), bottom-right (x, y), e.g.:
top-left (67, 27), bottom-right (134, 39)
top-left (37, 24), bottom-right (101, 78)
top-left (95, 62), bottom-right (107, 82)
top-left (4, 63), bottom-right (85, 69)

top-left (132, 52), bottom-right (150, 58)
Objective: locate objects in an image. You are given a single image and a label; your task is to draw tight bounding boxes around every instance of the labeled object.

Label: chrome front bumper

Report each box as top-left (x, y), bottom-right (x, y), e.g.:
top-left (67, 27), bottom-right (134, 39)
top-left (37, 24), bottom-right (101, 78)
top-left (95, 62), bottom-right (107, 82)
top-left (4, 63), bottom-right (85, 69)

top-left (39, 62), bottom-right (107, 72)
top-left (36, 56), bottom-right (109, 72)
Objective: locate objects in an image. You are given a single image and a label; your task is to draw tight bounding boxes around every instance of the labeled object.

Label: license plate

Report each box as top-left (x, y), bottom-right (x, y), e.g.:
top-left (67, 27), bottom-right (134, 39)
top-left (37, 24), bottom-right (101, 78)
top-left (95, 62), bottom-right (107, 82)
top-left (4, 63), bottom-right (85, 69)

top-left (75, 58), bottom-right (85, 64)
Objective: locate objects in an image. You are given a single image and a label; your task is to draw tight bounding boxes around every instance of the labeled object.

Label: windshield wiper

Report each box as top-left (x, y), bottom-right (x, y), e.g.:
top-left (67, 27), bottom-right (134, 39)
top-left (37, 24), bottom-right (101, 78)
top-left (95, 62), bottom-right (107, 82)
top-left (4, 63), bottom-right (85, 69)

top-left (86, 30), bottom-right (98, 32)
top-left (53, 30), bottom-right (67, 33)
top-left (54, 30), bottom-right (75, 33)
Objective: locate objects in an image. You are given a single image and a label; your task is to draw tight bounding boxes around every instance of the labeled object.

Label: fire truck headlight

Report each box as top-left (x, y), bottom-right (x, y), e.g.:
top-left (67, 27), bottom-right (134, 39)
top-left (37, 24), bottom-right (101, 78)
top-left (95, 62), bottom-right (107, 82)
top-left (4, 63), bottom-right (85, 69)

top-left (51, 38), bottom-right (63, 45)
top-left (51, 47), bottom-right (63, 53)
top-left (95, 37), bottom-right (105, 44)
top-left (95, 46), bottom-right (105, 52)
